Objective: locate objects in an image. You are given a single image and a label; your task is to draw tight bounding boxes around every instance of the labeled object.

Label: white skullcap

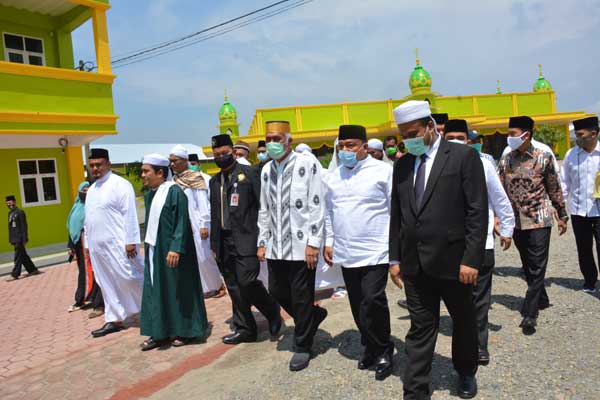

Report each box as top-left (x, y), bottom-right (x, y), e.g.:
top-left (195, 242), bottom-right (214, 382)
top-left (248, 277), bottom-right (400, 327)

top-left (367, 138), bottom-right (383, 151)
top-left (295, 143), bottom-right (312, 154)
top-left (143, 153), bottom-right (170, 167)
top-left (393, 100), bottom-right (432, 125)
top-left (170, 144), bottom-right (188, 159)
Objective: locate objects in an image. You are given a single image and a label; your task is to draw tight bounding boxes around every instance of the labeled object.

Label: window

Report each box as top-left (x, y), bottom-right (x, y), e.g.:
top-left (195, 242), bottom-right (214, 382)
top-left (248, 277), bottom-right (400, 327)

top-left (17, 159), bottom-right (61, 206)
top-left (3, 33), bottom-right (45, 66)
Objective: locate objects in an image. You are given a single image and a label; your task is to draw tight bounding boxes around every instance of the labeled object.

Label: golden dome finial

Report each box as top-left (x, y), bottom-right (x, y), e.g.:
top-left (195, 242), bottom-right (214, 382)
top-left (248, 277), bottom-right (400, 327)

top-left (538, 64), bottom-right (543, 77)
top-left (415, 48), bottom-right (420, 65)
top-left (496, 79), bottom-right (502, 94)
top-left (224, 88), bottom-right (228, 101)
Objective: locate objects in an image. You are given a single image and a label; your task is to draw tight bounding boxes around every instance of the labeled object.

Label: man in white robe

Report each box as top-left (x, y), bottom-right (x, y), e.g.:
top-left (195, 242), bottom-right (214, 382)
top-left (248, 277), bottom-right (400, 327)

top-left (169, 145), bottom-right (225, 297)
top-left (85, 148), bottom-right (144, 337)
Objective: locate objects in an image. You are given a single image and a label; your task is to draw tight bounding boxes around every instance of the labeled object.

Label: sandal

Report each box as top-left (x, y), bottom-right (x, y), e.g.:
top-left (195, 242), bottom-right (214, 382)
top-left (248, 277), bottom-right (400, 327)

top-left (172, 337), bottom-right (190, 347)
top-left (331, 287), bottom-right (347, 300)
top-left (140, 338), bottom-right (162, 351)
top-left (213, 285), bottom-right (227, 298)
top-left (68, 304), bottom-right (83, 313)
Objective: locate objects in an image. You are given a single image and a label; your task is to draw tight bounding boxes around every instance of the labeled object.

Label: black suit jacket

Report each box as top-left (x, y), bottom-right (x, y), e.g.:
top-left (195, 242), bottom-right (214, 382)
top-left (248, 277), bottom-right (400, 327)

top-left (389, 139), bottom-right (488, 280)
top-left (8, 207), bottom-right (28, 244)
top-left (210, 162), bottom-right (261, 260)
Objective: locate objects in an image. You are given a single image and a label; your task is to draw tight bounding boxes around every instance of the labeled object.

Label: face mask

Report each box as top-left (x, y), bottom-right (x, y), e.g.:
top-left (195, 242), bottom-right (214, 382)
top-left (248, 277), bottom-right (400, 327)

top-left (214, 153), bottom-right (235, 169)
top-left (338, 150), bottom-right (358, 168)
top-left (576, 134), bottom-right (596, 148)
top-left (507, 131), bottom-right (528, 151)
top-left (78, 192), bottom-right (87, 202)
top-left (448, 139), bottom-right (467, 145)
top-left (257, 152), bottom-right (269, 162)
top-left (189, 165), bottom-right (200, 172)
top-left (470, 143), bottom-right (483, 153)
top-left (386, 147), bottom-right (397, 156)
top-left (266, 142), bottom-right (286, 160)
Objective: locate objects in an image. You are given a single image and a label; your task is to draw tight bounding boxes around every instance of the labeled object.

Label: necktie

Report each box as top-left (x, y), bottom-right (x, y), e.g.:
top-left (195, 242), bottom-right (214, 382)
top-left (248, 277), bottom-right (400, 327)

top-left (414, 154), bottom-right (428, 209)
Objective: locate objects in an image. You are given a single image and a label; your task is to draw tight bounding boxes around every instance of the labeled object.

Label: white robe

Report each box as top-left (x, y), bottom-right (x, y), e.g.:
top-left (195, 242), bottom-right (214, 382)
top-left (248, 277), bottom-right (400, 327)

top-left (85, 171), bottom-right (143, 322)
top-left (182, 185), bottom-right (223, 294)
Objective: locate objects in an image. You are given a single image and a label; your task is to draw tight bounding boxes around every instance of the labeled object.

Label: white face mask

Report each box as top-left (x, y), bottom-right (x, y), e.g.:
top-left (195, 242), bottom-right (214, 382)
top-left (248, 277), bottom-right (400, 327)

top-left (507, 131), bottom-right (529, 151)
top-left (448, 139), bottom-right (467, 145)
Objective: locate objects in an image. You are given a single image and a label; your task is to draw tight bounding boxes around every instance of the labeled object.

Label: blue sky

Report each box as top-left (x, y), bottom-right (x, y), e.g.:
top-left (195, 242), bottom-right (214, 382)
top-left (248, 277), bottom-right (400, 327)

top-left (72, 0), bottom-right (600, 145)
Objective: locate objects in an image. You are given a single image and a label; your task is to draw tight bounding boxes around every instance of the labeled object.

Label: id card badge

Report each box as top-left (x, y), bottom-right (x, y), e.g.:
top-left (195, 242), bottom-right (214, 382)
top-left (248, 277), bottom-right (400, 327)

top-left (12, 220), bottom-right (16, 228)
top-left (230, 193), bottom-right (240, 207)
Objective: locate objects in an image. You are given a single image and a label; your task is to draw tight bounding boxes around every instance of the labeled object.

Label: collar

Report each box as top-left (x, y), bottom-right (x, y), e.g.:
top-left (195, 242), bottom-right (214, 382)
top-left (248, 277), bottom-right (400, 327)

top-left (576, 141), bottom-right (600, 155)
top-left (276, 150), bottom-right (296, 167)
top-left (95, 170), bottom-right (112, 184)
top-left (426, 134), bottom-right (441, 158)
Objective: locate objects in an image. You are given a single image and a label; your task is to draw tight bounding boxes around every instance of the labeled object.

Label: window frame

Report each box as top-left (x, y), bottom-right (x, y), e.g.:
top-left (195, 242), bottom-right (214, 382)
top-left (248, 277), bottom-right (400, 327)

top-left (3, 32), bottom-right (46, 66)
top-left (16, 158), bottom-right (61, 207)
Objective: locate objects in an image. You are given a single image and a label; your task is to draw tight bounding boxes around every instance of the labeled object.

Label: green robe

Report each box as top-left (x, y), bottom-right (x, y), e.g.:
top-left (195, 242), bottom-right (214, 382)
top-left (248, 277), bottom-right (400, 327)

top-left (141, 184), bottom-right (208, 340)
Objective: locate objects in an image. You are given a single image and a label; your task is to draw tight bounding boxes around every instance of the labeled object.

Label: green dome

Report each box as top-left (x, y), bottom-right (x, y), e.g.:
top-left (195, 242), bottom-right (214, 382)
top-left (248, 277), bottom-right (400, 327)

top-left (219, 95), bottom-right (238, 122)
top-left (533, 64), bottom-right (552, 92)
top-left (409, 57), bottom-right (432, 94)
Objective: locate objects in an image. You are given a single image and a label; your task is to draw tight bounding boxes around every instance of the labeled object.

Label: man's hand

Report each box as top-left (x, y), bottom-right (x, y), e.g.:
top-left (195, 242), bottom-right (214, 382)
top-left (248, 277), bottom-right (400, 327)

top-left (459, 265), bottom-right (478, 285)
top-left (323, 246), bottom-right (333, 266)
top-left (500, 236), bottom-right (512, 251)
top-left (493, 217), bottom-right (501, 237)
top-left (200, 228), bottom-right (209, 240)
top-left (558, 219), bottom-right (568, 236)
top-left (305, 245), bottom-right (319, 269)
top-left (389, 264), bottom-right (403, 289)
top-left (257, 246), bottom-right (266, 262)
top-left (125, 244), bottom-right (137, 259)
top-left (166, 251), bottom-right (180, 268)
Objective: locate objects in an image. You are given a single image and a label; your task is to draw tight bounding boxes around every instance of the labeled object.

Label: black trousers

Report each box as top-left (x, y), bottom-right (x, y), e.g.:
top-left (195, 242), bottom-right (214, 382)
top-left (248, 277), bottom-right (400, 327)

top-left (403, 272), bottom-right (478, 400)
top-left (218, 231), bottom-right (279, 337)
top-left (72, 239), bottom-right (87, 306)
top-left (571, 215), bottom-right (600, 289)
top-left (268, 259), bottom-right (320, 353)
top-left (341, 264), bottom-right (391, 357)
top-left (513, 227), bottom-right (551, 318)
top-left (472, 250), bottom-right (495, 353)
top-left (11, 242), bottom-right (37, 277)
top-left (88, 279), bottom-right (104, 309)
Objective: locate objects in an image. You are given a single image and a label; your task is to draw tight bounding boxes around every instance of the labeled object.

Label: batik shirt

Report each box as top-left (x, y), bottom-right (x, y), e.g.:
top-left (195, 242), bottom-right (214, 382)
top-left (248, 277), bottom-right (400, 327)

top-left (258, 151), bottom-right (325, 261)
top-left (498, 144), bottom-right (568, 230)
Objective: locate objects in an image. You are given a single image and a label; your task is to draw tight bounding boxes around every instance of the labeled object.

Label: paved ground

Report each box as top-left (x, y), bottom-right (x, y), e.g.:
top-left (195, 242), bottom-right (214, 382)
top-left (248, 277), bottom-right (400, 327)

top-left (1, 226), bottom-right (599, 399)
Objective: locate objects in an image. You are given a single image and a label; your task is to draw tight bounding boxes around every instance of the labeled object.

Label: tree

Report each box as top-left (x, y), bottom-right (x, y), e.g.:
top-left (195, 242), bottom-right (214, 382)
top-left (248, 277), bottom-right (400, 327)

top-left (533, 125), bottom-right (562, 154)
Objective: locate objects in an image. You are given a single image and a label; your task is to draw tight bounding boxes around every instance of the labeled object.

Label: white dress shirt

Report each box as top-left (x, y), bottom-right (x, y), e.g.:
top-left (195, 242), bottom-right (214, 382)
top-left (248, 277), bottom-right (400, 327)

top-left (481, 156), bottom-right (515, 249)
top-left (258, 151), bottom-right (325, 261)
top-left (561, 142), bottom-right (600, 217)
top-left (413, 134), bottom-right (441, 185)
top-left (324, 156), bottom-right (393, 268)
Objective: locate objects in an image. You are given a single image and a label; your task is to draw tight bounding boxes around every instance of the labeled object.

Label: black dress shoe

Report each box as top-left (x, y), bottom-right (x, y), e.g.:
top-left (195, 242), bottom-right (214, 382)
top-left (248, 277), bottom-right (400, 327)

top-left (269, 306), bottom-right (283, 339)
top-left (520, 317), bottom-right (537, 335)
top-left (289, 352), bottom-right (311, 372)
top-left (357, 351), bottom-right (376, 370)
top-left (92, 322), bottom-right (124, 338)
top-left (222, 331), bottom-right (256, 345)
top-left (478, 350), bottom-right (490, 366)
top-left (374, 346), bottom-right (394, 381)
top-left (458, 374), bottom-right (477, 399)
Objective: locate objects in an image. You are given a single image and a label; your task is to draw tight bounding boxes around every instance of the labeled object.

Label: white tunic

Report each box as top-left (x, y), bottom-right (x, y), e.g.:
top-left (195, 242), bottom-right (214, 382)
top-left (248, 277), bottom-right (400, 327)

top-left (325, 156), bottom-right (393, 268)
top-left (258, 151), bottom-right (325, 261)
top-left (182, 185), bottom-right (223, 294)
top-left (560, 142), bottom-right (600, 217)
top-left (85, 171), bottom-right (143, 322)
top-left (481, 156), bottom-right (515, 249)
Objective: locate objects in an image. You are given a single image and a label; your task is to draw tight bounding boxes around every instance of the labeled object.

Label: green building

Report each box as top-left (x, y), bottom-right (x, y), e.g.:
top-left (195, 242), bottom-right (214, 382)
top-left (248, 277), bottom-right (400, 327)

top-left (0, 0), bottom-right (116, 255)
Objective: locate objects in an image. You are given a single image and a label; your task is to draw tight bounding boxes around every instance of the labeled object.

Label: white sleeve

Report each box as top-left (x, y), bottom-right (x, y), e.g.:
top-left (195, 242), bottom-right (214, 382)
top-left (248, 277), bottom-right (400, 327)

top-left (197, 189), bottom-right (210, 229)
top-left (122, 181), bottom-right (141, 245)
top-left (324, 175), bottom-right (334, 248)
top-left (307, 160), bottom-right (325, 248)
top-left (257, 164), bottom-right (270, 247)
top-left (560, 151), bottom-right (571, 202)
top-left (486, 161), bottom-right (515, 238)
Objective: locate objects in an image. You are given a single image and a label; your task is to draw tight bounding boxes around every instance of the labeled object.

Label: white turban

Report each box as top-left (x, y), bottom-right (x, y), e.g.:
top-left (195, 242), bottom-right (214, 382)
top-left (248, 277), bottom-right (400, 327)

top-left (367, 138), bottom-right (383, 151)
top-left (295, 143), bottom-right (312, 154)
top-left (143, 153), bottom-right (170, 167)
top-left (393, 100), bottom-right (431, 125)
top-left (170, 144), bottom-right (188, 160)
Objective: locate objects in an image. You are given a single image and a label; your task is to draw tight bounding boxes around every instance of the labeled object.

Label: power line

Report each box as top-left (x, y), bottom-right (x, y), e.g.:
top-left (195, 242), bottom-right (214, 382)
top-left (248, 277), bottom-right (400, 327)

top-left (111, 0), bottom-right (313, 69)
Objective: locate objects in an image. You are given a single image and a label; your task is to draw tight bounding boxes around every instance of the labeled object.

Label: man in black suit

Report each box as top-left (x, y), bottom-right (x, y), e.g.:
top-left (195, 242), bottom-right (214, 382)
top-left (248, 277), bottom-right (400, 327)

top-left (388, 101), bottom-right (488, 400)
top-left (209, 134), bottom-right (282, 345)
top-left (6, 195), bottom-right (39, 281)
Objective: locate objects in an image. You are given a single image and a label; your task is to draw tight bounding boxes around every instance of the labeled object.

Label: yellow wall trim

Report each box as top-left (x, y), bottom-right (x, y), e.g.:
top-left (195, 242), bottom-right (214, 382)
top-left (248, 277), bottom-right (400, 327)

top-left (0, 110), bottom-right (118, 125)
top-left (68, 0), bottom-right (111, 10)
top-left (0, 61), bottom-right (115, 84)
top-left (0, 129), bottom-right (117, 136)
